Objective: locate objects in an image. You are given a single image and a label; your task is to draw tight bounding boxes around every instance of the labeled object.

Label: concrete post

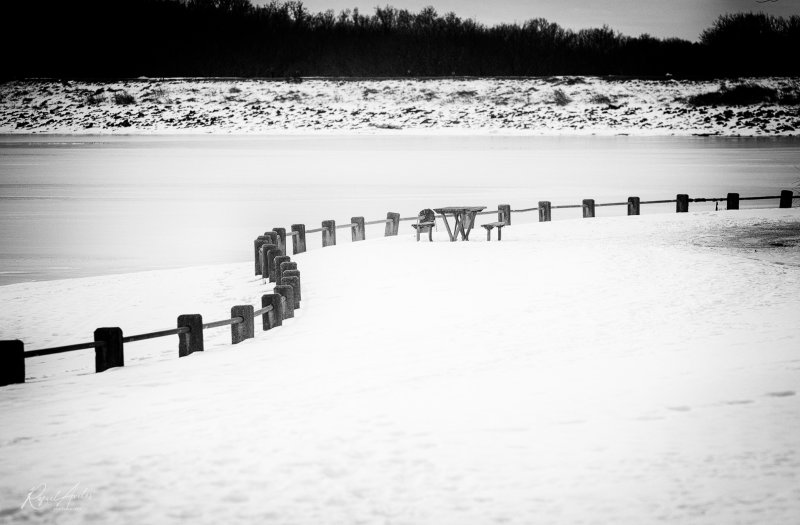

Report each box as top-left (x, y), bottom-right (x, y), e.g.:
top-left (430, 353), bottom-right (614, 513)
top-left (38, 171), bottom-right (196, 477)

top-left (274, 255), bottom-right (291, 285)
top-left (538, 201), bottom-right (551, 222)
top-left (281, 275), bottom-right (301, 308)
top-left (261, 293), bottom-right (284, 329)
top-left (676, 194), bottom-right (689, 213)
top-left (231, 305), bottom-right (254, 344)
top-left (272, 228), bottom-right (287, 254)
top-left (263, 232), bottom-right (278, 245)
top-left (177, 314), bottom-right (204, 357)
top-left (627, 196), bottom-right (640, 216)
top-left (279, 261), bottom-right (297, 287)
top-left (582, 199), bottom-right (595, 218)
top-left (254, 236), bottom-right (267, 275)
top-left (275, 285), bottom-right (295, 319)
top-left (322, 220), bottom-right (336, 247)
top-left (283, 269), bottom-right (301, 303)
top-left (498, 204), bottom-right (511, 225)
top-left (385, 212), bottom-right (400, 236)
top-left (94, 327), bottom-right (124, 373)
top-left (727, 193), bottom-right (740, 210)
top-left (780, 190), bottom-right (793, 208)
top-left (0, 340), bottom-right (25, 386)
top-left (266, 247), bottom-right (283, 283)
top-left (259, 243), bottom-right (278, 280)
top-left (351, 217), bottom-right (365, 242)
top-left (291, 224), bottom-right (306, 254)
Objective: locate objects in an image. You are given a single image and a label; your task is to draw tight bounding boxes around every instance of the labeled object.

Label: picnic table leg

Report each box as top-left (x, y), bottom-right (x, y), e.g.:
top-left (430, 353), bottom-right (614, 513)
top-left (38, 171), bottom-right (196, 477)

top-left (440, 213), bottom-right (455, 241)
top-left (456, 213), bottom-right (468, 240)
top-left (462, 211), bottom-right (476, 240)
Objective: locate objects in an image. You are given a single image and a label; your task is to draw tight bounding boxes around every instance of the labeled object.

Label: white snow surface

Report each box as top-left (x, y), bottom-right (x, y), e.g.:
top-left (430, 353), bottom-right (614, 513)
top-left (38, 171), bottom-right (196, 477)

top-left (1, 208), bottom-right (799, 524)
top-left (2, 77), bottom-right (799, 135)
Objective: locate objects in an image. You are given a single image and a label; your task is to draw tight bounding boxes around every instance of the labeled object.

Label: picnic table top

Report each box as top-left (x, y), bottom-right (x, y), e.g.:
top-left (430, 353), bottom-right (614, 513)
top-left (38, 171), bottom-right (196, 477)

top-left (433, 206), bottom-right (487, 214)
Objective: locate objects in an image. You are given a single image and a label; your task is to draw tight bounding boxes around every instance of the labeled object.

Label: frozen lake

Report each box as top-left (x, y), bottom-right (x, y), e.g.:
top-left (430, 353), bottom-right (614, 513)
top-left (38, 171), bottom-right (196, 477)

top-left (1, 134), bottom-right (798, 285)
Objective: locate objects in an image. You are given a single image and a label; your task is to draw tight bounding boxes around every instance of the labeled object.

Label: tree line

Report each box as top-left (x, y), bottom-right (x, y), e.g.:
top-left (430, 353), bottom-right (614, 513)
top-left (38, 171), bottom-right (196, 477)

top-left (2, 0), bottom-right (798, 80)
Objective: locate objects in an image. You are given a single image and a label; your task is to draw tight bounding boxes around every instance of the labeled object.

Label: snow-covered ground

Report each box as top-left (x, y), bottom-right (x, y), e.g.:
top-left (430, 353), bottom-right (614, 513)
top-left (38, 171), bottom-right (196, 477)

top-left (1, 77), bottom-right (799, 135)
top-left (1, 208), bottom-right (798, 524)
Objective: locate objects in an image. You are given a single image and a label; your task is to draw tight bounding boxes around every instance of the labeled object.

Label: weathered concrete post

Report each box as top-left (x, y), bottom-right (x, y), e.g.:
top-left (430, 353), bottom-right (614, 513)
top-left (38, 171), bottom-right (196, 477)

top-left (498, 204), bottom-right (511, 225)
top-left (538, 201), bottom-right (551, 222)
top-left (281, 275), bottom-right (301, 308)
top-left (261, 293), bottom-right (284, 329)
top-left (291, 224), bottom-right (306, 254)
top-left (385, 212), bottom-right (400, 236)
top-left (266, 247), bottom-right (283, 283)
top-left (727, 193), bottom-right (740, 210)
top-left (274, 255), bottom-right (291, 285)
top-left (254, 236), bottom-right (267, 275)
top-left (272, 228), bottom-right (287, 254)
top-left (0, 340), bottom-right (25, 386)
top-left (676, 194), bottom-right (689, 213)
top-left (582, 199), bottom-right (595, 218)
top-left (627, 196), bottom-right (640, 216)
top-left (322, 220), bottom-right (336, 247)
top-left (177, 314), bottom-right (204, 357)
top-left (780, 190), bottom-right (793, 208)
top-left (283, 269), bottom-right (301, 302)
top-left (259, 243), bottom-right (278, 280)
top-left (230, 305), bottom-right (254, 344)
top-left (279, 261), bottom-right (297, 286)
top-left (94, 327), bottom-right (124, 373)
top-left (275, 285), bottom-right (295, 319)
top-left (254, 233), bottom-right (279, 275)
top-left (351, 217), bottom-right (365, 242)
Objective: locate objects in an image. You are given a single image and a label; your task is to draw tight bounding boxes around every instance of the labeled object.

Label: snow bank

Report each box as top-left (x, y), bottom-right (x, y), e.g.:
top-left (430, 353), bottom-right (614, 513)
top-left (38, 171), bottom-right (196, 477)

top-left (1, 77), bottom-right (799, 136)
top-left (0, 208), bottom-right (799, 524)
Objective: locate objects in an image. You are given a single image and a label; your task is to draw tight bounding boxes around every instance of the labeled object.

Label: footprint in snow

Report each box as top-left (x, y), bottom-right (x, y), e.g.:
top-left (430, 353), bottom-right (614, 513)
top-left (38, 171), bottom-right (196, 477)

top-left (725, 399), bottom-right (754, 405)
top-left (667, 405), bottom-right (691, 412)
top-left (765, 390), bottom-right (795, 397)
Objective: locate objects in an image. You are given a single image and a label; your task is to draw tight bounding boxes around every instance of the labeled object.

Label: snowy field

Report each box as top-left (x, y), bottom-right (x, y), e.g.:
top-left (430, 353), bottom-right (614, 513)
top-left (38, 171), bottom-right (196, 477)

top-left (1, 208), bottom-right (798, 524)
top-left (1, 77), bottom-right (799, 135)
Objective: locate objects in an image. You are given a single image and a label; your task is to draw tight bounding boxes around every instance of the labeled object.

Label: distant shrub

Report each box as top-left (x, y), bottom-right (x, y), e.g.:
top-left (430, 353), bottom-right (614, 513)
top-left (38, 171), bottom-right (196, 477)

top-left (362, 87), bottom-right (379, 98)
top-left (557, 77), bottom-right (587, 86)
top-left (273, 90), bottom-right (304, 103)
top-left (229, 86), bottom-right (242, 93)
top-left (86, 91), bottom-right (105, 105)
top-left (113, 90), bottom-right (136, 105)
top-left (589, 93), bottom-right (612, 104)
top-left (144, 86), bottom-right (172, 104)
top-left (552, 88), bottom-right (572, 106)
top-left (779, 85), bottom-right (800, 105)
top-left (687, 83), bottom-right (780, 106)
top-left (417, 89), bottom-right (437, 102)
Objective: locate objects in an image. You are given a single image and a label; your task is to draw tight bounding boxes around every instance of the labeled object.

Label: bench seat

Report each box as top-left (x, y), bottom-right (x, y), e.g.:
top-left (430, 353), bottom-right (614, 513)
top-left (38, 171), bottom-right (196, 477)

top-left (481, 221), bottom-right (507, 241)
top-left (412, 220), bottom-right (436, 241)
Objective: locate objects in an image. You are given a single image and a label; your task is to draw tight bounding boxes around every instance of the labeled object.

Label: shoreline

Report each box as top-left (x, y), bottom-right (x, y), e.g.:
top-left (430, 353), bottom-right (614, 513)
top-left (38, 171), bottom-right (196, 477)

top-left (2, 77), bottom-right (799, 136)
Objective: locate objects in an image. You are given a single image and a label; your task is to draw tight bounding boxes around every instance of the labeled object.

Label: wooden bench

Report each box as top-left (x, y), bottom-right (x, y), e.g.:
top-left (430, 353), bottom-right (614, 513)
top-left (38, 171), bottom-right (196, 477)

top-left (411, 208), bottom-right (436, 242)
top-left (481, 221), bottom-right (507, 241)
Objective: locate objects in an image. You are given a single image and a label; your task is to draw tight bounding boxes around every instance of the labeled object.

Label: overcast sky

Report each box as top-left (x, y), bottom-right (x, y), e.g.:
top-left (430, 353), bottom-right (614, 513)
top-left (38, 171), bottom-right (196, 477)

top-left (258, 0), bottom-right (799, 41)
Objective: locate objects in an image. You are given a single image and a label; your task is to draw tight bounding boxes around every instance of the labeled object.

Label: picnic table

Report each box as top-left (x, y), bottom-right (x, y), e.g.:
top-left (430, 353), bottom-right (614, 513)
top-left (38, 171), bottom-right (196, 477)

top-left (433, 206), bottom-right (486, 241)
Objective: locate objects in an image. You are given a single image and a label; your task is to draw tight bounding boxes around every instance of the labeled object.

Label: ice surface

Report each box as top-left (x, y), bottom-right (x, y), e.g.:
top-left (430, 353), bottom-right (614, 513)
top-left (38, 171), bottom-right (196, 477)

top-left (1, 135), bottom-right (798, 285)
top-left (0, 208), bottom-right (798, 524)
